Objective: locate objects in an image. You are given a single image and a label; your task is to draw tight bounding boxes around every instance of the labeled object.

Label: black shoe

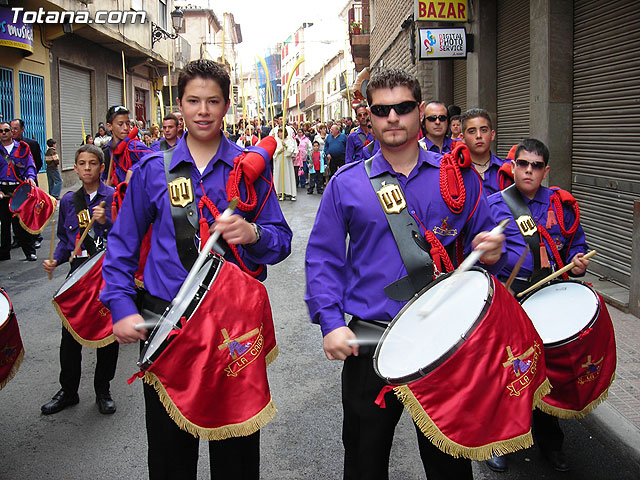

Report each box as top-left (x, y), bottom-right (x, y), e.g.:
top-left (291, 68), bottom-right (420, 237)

top-left (486, 455), bottom-right (508, 472)
top-left (24, 253), bottom-right (37, 261)
top-left (34, 240), bottom-right (41, 249)
top-left (41, 390), bottom-right (79, 415)
top-left (307, 190), bottom-right (313, 194)
top-left (10, 240), bottom-right (18, 249)
top-left (96, 392), bottom-right (116, 414)
top-left (542, 449), bottom-right (569, 472)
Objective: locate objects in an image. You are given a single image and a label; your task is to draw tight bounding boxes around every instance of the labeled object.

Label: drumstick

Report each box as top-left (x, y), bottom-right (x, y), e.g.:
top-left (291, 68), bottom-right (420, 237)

top-left (418, 219), bottom-right (510, 318)
top-left (47, 219), bottom-right (56, 280)
top-left (172, 197), bottom-right (239, 308)
top-left (504, 245), bottom-right (530, 293)
top-left (69, 201), bottom-right (106, 263)
top-left (346, 338), bottom-right (380, 346)
top-left (516, 249), bottom-right (597, 298)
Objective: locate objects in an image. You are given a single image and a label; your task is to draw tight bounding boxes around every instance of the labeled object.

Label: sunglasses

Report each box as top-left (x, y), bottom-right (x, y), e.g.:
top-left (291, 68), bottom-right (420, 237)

top-left (370, 101), bottom-right (418, 117)
top-left (515, 159), bottom-right (546, 170)
top-left (425, 115), bottom-right (448, 122)
top-left (0, 128), bottom-right (10, 133)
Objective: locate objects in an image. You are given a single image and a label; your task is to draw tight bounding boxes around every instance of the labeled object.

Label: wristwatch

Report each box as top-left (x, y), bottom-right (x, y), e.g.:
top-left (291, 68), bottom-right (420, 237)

top-left (249, 223), bottom-right (262, 245)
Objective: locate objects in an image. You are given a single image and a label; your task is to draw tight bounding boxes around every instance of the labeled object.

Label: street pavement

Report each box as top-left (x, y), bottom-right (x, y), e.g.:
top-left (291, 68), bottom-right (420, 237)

top-left (1, 185), bottom-right (639, 479)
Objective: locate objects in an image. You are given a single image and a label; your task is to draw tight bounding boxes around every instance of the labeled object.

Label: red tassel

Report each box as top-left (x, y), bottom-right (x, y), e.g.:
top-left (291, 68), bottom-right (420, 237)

top-left (374, 385), bottom-right (395, 409)
top-left (127, 370), bottom-right (144, 384)
top-left (199, 218), bottom-right (210, 250)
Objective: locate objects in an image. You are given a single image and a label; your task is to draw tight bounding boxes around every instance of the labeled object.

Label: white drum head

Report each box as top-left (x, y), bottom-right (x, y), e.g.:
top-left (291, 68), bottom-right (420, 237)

top-left (521, 281), bottom-right (599, 345)
top-left (56, 250), bottom-right (106, 296)
top-left (0, 291), bottom-right (10, 328)
top-left (376, 269), bottom-right (491, 383)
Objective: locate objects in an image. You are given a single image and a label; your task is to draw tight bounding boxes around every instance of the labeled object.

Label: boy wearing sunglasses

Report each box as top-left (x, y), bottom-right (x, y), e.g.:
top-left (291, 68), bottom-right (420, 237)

top-left (486, 138), bottom-right (589, 473)
top-left (418, 101), bottom-right (453, 154)
top-left (306, 68), bottom-right (505, 480)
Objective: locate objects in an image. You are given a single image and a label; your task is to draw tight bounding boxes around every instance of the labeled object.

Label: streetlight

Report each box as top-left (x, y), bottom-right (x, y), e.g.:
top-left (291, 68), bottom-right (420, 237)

top-left (151, 7), bottom-right (185, 47)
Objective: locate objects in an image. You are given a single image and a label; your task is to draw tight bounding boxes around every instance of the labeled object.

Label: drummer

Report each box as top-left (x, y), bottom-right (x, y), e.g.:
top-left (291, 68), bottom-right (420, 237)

top-left (486, 138), bottom-right (590, 472)
top-left (305, 68), bottom-right (505, 480)
top-left (41, 144), bottom-right (119, 415)
top-left (0, 120), bottom-right (37, 262)
top-left (100, 60), bottom-right (292, 479)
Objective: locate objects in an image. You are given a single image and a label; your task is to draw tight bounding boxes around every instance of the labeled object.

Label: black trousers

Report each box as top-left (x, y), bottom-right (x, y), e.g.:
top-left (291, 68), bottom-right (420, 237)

top-left (307, 171), bottom-right (324, 193)
top-left (0, 190), bottom-right (35, 258)
top-left (329, 154), bottom-right (345, 177)
top-left (341, 353), bottom-right (472, 480)
top-left (143, 382), bottom-right (260, 480)
top-left (59, 327), bottom-right (119, 395)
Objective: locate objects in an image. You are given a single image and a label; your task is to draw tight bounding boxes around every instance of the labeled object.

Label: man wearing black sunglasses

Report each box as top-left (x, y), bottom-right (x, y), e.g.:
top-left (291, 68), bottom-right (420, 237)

top-left (487, 138), bottom-right (590, 473)
top-left (418, 101), bottom-right (454, 154)
top-left (306, 68), bottom-right (505, 480)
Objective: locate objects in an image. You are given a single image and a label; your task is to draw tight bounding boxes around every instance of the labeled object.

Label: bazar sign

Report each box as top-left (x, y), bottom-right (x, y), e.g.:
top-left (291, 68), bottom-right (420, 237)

top-left (415, 1), bottom-right (468, 22)
top-left (0, 7), bottom-right (34, 54)
top-left (419, 28), bottom-right (467, 59)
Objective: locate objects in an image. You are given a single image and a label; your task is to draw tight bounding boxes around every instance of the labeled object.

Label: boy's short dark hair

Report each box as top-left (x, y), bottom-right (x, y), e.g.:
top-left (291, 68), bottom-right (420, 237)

top-left (106, 105), bottom-right (129, 124)
top-left (163, 113), bottom-right (179, 125)
top-left (178, 60), bottom-right (230, 103)
top-left (366, 69), bottom-right (422, 105)
top-left (460, 108), bottom-right (493, 132)
top-left (450, 115), bottom-right (461, 122)
top-left (312, 141), bottom-right (319, 146)
top-left (75, 144), bottom-right (105, 164)
top-left (515, 138), bottom-right (550, 166)
top-left (47, 138), bottom-right (56, 147)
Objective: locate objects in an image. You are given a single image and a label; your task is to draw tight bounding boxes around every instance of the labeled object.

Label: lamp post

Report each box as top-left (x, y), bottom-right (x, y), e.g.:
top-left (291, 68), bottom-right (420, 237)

top-left (151, 7), bottom-right (184, 47)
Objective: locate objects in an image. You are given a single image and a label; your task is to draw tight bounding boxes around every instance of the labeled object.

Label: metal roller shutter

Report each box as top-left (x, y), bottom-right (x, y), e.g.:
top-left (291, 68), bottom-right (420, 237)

top-left (59, 63), bottom-right (91, 171)
top-left (107, 76), bottom-right (123, 110)
top-left (496, 0), bottom-right (530, 158)
top-left (452, 59), bottom-right (467, 113)
top-left (572, 0), bottom-right (640, 286)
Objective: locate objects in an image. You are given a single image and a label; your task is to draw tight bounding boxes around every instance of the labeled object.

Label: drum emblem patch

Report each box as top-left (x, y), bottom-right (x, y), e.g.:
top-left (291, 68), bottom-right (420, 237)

top-left (218, 326), bottom-right (264, 377)
top-left (168, 177), bottom-right (194, 208)
top-left (34, 200), bottom-right (45, 215)
top-left (433, 217), bottom-right (457, 237)
top-left (0, 342), bottom-right (18, 366)
top-left (77, 209), bottom-right (91, 229)
top-left (503, 343), bottom-right (541, 396)
top-left (515, 215), bottom-right (537, 237)
top-left (376, 183), bottom-right (406, 214)
top-left (578, 355), bottom-right (603, 384)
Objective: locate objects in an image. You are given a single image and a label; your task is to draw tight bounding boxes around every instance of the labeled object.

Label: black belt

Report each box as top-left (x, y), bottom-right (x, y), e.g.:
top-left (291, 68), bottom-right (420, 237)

top-left (137, 289), bottom-right (171, 316)
top-left (348, 317), bottom-right (389, 356)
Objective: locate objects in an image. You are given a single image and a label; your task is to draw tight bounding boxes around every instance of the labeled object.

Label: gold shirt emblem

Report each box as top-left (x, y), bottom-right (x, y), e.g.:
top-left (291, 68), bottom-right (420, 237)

top-left (516, 214), bottom-right (537, 237)
top-left (76, 209), bottom-right (90, 229)
top-left (376, 183), bottom-right (406, 214)
top-left (168, 177), bottom-right (194, 208)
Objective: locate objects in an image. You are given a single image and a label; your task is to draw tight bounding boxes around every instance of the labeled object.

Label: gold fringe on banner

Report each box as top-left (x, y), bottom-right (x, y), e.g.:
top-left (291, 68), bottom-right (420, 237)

top-left (394, 380), bottom-right (552, 461)
top-left (17, 195), bottom-right (57, 235)
top-left (265, 345), bottom-right (278, 366)
top-left (143, 371), bottom-right (277, 441)
top-left (536, 373), bottom-right (615, 419)
top-left (0, 347), bottom-right (24, 390)
top-left (52, 299), bottom-right (116, 348)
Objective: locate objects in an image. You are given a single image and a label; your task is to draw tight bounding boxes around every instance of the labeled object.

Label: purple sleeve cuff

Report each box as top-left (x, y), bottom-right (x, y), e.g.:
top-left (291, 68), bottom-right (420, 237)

top-left (109, 297), bottom-right (140, 323)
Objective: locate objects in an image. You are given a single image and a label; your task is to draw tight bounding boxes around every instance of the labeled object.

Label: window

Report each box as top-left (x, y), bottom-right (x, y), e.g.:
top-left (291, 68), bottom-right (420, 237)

top-left (159, 0), bottom-right (167, 30)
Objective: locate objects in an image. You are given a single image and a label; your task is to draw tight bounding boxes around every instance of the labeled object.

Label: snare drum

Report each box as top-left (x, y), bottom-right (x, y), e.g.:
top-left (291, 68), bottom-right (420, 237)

top-left (9, 182), bottom-right (56, 234)
top-left (135, 255), bottom-right (279, 440)
top-left (52, 250), bottom-right (115, 348)
top-left (374, 269), bottom-right (549, 460)
top-left (0, 288), bottom-right (24, 390)
top-left (520, 280), bottom-right (616, 418)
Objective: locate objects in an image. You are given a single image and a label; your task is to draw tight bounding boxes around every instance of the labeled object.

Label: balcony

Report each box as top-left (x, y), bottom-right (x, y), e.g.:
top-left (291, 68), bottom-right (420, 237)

top-left (348, 2), bottom-right (370, 72)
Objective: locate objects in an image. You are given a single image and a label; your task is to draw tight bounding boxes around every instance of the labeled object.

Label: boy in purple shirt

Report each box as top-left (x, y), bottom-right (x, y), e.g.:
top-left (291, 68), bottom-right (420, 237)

top-left (101, 60), bottom-right (291, 480)
top-left (461, 108), bottom-right (507, 196)
top-left (41, 144), bottom-right (119, 416)
top-left (305, 69), bottom-right (505, 480)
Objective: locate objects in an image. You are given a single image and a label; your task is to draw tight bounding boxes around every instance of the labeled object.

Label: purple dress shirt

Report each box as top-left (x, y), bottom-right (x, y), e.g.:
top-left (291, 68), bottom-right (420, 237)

top-left (488, 186), bottom-right (588, 279)
top-left (345, 127), bottom-right (375, 163)
top-left (101, 134), bottom-right (292, 323)
top-left (54, 182), bottom-right (114, 264)
top-left (418, 136), bottom-right (454, 154)
top-left (305, 148), bottom-right (505, 337)
top-left (0, 140), bottom-right (36, 181)
top-left (475, 153), bottom-right (507, 196)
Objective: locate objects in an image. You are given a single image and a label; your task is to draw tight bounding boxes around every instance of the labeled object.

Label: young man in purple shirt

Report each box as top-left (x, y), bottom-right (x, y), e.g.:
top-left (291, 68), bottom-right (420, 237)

top-left (345, 102), bottom-right (375, 163)
top-left (418, 101), bottom-right (454, 154)
top-left (0, 120), bottom-right (37, 261)
top-left (41, 144), bottom-right (118, 416)
top-left (150, 113), bottom-right (180, 151)
top-left (305, 68), bottom-right (505, 480)
top-left (461, 108), bottom-right (508, 196)
top-left (101, 60), bottom-right (292, 480)
top-left (486, 139), bottom-right (590, 473)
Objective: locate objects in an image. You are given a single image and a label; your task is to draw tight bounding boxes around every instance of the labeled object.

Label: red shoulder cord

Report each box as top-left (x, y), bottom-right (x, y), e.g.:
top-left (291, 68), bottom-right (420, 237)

top-left (226, 154), bottom-right (259, 212)
top-left (197, 184), bottom-right (264, 278)
top-left (549, 188), bottom-right (580, 237)
top-left (440, 143), bottom-right (472, 214)
top-left (537, 225), bottom-right (569, 280)
top-left (424, 230), bottom-right (455, 276)
top-left (110, 127), bottom-right (140, 219)
top-left (5, 142), bottom-right (30, 180)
